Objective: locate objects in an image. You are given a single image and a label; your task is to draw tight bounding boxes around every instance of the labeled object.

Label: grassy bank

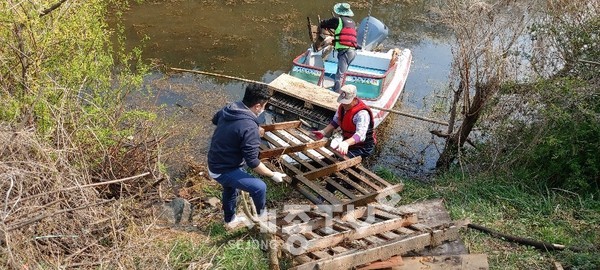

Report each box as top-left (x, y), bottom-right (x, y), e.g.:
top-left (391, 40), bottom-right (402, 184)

top-left (396, 170), bottom-right (600, 270)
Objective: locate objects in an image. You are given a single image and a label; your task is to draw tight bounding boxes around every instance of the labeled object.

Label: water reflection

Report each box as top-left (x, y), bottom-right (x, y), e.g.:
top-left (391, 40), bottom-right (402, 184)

top-left (120, 0), bottom-right (454, 178)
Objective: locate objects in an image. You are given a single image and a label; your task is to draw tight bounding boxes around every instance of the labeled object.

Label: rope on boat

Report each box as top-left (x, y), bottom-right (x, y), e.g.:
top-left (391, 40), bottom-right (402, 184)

top-left (361, 0), bottom-right (375, 50)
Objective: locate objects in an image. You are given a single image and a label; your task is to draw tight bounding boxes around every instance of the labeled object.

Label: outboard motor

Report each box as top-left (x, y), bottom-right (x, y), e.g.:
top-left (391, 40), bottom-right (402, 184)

top-left (356, 16), bottom-right (389, 51)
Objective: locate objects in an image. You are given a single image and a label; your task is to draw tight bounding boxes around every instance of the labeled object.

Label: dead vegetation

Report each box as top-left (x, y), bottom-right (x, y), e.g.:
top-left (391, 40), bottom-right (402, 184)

top-left (0, 122), bottom-right (168, 268)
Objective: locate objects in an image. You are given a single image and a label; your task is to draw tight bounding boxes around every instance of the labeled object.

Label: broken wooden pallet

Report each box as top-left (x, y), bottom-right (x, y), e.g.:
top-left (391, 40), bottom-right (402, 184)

top-left (258, 123), bottom-right (475, 269)
top-left (259, 120), bottom-right (402, 209)
top-left (273, 203), bottom-right (461, 270)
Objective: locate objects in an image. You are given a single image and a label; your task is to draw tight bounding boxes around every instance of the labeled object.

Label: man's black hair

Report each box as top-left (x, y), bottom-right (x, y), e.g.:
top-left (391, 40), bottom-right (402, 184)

top-left (242, 83), bottom-right (271, 107)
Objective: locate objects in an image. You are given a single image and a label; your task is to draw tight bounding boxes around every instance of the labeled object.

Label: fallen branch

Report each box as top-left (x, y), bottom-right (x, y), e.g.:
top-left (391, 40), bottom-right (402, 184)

top-left (467, 223), bottom-right (582, 252)
top-left (10, 172), bottom-right (150, 204)
top-left (579, 59), bottom-right (600, 66)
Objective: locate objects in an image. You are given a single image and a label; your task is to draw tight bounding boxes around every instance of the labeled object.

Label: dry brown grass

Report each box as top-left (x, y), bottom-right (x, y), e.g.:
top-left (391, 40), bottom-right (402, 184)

top-left (0, 123), bottom-right (185, 268)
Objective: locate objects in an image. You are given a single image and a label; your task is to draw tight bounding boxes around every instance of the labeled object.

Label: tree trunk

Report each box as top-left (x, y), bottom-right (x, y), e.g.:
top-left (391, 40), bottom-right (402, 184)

top-left (437, 80), bottom-right (495, 169)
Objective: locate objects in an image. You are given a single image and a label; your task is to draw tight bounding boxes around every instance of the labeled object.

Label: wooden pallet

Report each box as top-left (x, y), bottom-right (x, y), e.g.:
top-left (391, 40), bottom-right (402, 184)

top-left (259, 121), bottom-right (403, 209)
top-left (273, 202), bottom-right (461, 270)
top-left (259, 122), bottom-right (468, 269)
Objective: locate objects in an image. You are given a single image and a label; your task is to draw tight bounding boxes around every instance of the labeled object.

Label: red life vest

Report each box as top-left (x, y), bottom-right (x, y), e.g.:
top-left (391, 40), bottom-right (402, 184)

top-left (338, 99), bottom-right (376, 148)
top-left (334, 17), bottom-right (358, 49)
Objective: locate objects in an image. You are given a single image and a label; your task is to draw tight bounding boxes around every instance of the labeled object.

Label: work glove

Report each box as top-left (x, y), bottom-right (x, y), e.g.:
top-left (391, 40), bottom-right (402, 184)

top-left (271, 172), bottom-right (287, 183)
top-left (311, 130), bottom-right (324, 140)
top-left (335, 141), bottom-right (349, 155)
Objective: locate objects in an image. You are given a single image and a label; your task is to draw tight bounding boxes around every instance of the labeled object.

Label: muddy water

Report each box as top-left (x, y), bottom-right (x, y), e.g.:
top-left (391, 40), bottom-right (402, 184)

top-left (120, 0), bottom-right (453, 179)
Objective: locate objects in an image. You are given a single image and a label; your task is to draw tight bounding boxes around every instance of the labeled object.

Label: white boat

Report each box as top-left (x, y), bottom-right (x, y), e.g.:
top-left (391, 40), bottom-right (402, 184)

top-left (267, 16), bottom-right (412, 129)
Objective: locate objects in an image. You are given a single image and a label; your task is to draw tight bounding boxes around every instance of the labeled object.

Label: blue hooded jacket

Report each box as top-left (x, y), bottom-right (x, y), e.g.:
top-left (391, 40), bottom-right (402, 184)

top-left (207, 101), bottom-right (262, 174)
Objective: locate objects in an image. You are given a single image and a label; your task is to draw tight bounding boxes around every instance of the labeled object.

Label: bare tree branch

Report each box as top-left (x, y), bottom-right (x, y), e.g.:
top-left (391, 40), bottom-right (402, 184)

top-left (39, 0), bottom-right (68, 18)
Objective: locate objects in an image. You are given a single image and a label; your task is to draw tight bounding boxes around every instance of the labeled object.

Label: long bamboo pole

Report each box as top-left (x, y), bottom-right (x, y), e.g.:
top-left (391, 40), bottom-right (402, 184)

top-left (169, 67), bottom-right (449, 126)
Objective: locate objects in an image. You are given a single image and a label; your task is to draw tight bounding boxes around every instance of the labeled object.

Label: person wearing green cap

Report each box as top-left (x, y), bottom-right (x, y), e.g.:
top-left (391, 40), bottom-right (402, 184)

top-left (319, 3), bottom-right (358, 92)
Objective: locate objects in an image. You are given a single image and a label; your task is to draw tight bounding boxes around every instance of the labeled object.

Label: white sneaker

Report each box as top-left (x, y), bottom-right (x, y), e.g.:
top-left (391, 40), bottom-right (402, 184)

top-left (225, 215), bottom-right (248, 231)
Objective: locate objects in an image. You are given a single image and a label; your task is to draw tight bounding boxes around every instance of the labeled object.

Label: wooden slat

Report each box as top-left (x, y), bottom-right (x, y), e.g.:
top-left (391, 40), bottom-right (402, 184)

top-left (295, 255), bottom-right (312, 265)
top-left (262, 160), bottom-right (322, 204)
top-left (284, 213), bottom-right (418, 255)
top-left (259, 139), bottom-right (328, 159)
top-left (261, 120), bottom-right (302, 132)
top-left (357, 255), bottom-right (403, 270)
top-left (394, 227), bottom-right (416, 235)
top-left (293, 128), bottom-right (387, 191)
top-left (302, 157), bottom-right (362, 180)
top-left (290, 225), bottom-right (461, 270)
top-left (311, 250), bottom-right (332, 259)
top-left (355, 164), bottom-right (393, 188)
top-left (262, 134), bottom-right (339, 204)
top-left (288, 128), bottom-right (373, 195)
top-left (281, 206), bottom-right (369, 237)
top-left (379, 231), bottom-right (400, 240)
top-left (339, 184), bottom-right (404, 214)
top-left (297, 175), bottom-right (342, 205)
top-left (396, 254), bottom-right (489, 270)
top-left (270, 130), bottom-right (358, 199)
top-left (331, 246), bottom-right (348, 254)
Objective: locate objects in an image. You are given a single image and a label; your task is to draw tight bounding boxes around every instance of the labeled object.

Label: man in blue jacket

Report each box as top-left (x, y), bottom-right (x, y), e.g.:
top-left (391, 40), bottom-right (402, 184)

top-left (207, 83), bottom-right (286, 230)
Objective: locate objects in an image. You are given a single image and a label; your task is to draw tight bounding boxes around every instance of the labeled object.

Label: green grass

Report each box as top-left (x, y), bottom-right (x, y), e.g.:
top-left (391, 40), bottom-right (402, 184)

top-left (398, 170), bottom-right (600, 270)
top-left (167, 239), bottom-right (211, 269)
top-left (213, 238), bottom-right (269, 270)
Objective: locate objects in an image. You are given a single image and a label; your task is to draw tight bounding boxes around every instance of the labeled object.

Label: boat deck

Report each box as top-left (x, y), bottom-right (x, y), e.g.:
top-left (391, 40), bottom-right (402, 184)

top-left (268, 73), bottom-right (339, 112)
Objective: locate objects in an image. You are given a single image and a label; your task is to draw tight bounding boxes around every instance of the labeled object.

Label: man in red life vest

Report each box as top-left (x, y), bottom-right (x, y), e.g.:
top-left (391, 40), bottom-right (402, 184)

top-left (312, 84), bottom-right (376, 158)
top-left (319, 3), bottom-right (358, 92)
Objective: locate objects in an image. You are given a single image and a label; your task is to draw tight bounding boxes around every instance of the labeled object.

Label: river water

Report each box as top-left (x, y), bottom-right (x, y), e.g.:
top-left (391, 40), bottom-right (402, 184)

top-left (120, 0), bottom-right (453, 179)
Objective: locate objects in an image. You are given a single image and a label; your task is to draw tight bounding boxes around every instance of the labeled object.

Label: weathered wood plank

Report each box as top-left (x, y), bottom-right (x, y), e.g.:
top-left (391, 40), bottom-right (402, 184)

top-left (262, 158), bottom-right (322, 204)
top-left (302, 157), bottom-right (362, 180)
top-left (331, 246), bottom-right (348, 254)
top-left (310, 250), bottom-right (332, 259)
top-left (290, 225), bottom-right (461, 270)
top-left (261, 120), bottom-right (302, 132)
top-left (293, 128), bottom-right (386, 191)
top-left (355, 164), bottom-right (393, 187)
top-left (283, 213), bottom-right (418, 255)
top-left (259, 139), bottom-right (328, 159)
top-left (281, 206), bottom-right (371, 237)
top-left (269, 130), bottom-right (358, 199)
top-left (339, 184), bottom-right (404, 214)
top-left (288, 128), bottom-right (375, 194)
top-left (394, 254), bottom-right (489, 270)
top-left (357, 255), bottom-right (404, 270)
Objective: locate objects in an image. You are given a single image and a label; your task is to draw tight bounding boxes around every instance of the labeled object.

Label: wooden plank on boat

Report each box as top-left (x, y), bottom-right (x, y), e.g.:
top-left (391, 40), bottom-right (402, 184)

top-left (395, 254), bottom-right (489, 270)
top-left (268, 73), bottom-right (339, 111)
top-left (290, 225), bottom-right (461, 270)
